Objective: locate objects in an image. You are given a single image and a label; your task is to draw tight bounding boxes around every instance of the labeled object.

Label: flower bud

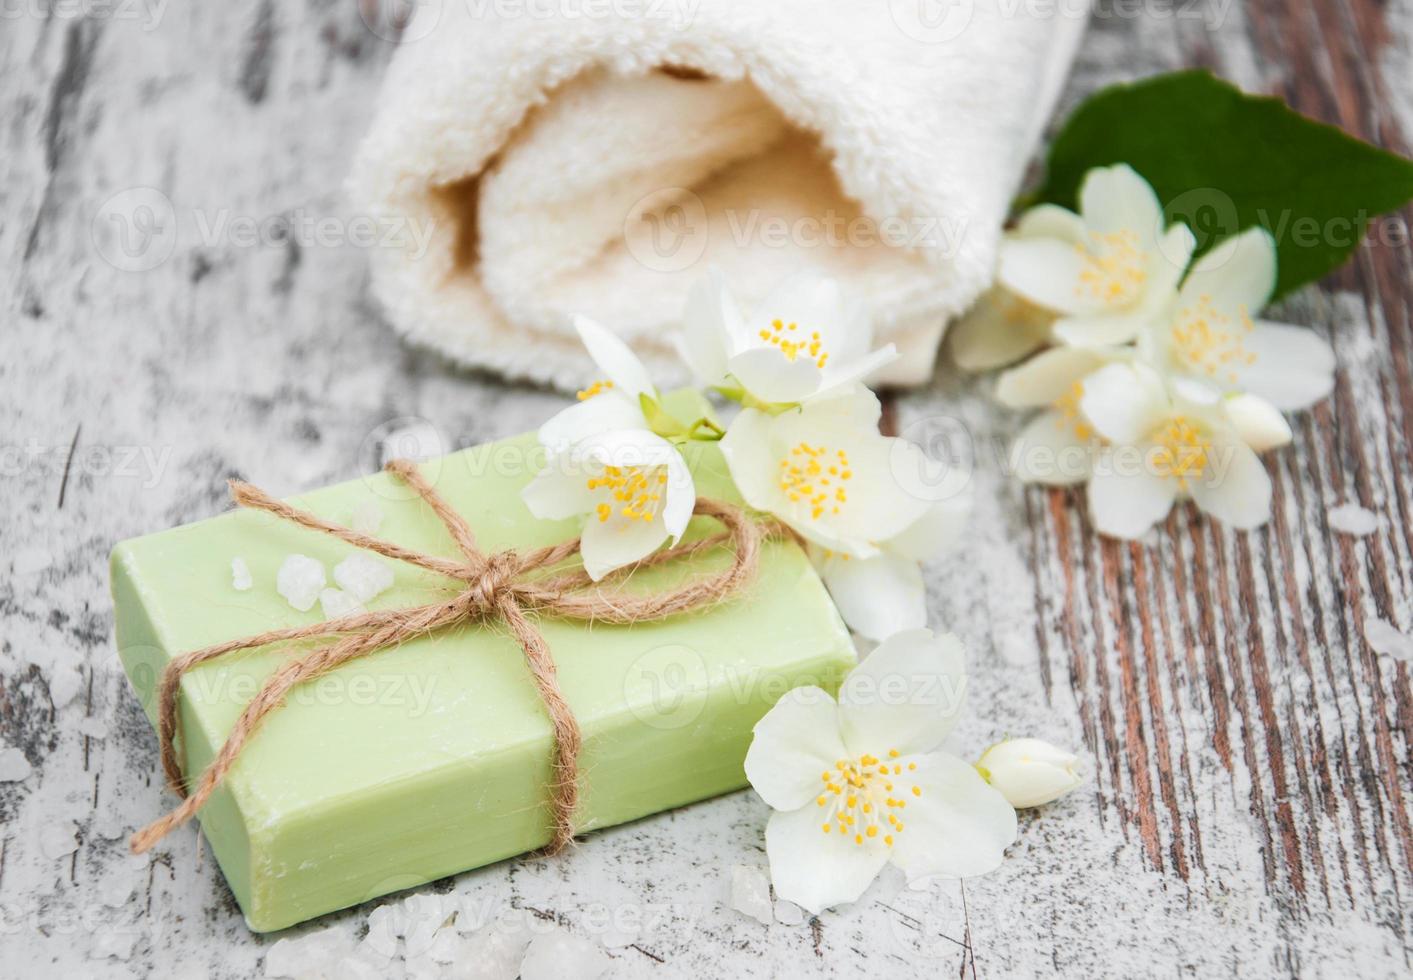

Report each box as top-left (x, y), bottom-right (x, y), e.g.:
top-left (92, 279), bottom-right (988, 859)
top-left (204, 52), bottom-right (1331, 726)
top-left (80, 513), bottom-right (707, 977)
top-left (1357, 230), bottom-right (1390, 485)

top-left (977, 738), bottom-right (1082, 809)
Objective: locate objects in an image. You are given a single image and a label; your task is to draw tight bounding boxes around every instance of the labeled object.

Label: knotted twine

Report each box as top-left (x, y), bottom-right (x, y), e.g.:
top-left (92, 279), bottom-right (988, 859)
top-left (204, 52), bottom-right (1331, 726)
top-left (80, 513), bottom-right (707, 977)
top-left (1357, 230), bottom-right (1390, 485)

top-left (130, 458), bottom-right (772, 855)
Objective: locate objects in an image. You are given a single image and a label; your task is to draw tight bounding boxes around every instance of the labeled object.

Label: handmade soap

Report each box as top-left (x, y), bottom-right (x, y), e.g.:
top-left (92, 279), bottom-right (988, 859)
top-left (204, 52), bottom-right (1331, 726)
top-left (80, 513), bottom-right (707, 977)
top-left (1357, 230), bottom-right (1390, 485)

top-left (111, 397), bottom-right (856, 931)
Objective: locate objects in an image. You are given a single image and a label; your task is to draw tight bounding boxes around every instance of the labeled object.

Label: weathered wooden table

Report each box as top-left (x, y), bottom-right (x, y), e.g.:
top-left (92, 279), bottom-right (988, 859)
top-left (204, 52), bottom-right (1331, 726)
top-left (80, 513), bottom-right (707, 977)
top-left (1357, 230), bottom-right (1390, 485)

top-left (3, 2), bottom-right (1410, 977)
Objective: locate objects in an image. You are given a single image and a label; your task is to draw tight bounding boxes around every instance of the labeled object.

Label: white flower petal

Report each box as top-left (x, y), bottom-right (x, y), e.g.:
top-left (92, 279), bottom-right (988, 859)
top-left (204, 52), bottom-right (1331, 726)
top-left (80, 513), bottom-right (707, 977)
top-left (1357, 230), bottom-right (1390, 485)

top-left (838, 629), bottom-right (966, 757)
top-left (727, 347), bottom-right (822, 404)
top-left (996, 238), bottom-right (1090, 315)
top-left (948, 288), bottom-right (1053, 372)
top-left (1080, 164), bottom-right (1164, 251)
top-left (521, 463), bottom-right (598, 521)
top-left (995, 347), bottom-right (1113, 409)
top-left (678, 273), bottom-right (736, 386)
top-left (887, 496), bottom-right (971, 562)
top-left (1087, 466), bottom-right (1178, 539)
top-left (1079, 362), bottom-right (1170, 444)
top-left (659, 446), bottom-right (697, 540)
top-left (757, 273), bottom-right (864, 357)
top-left (1011, 411), bottom-right (1094, 486)
top-left (1231, 321), bottom-right (1336, 411)
top-left (538, 393), bottom-right (646, 454)
top-left (1014, 203), bottom-right (1086, 243)
top-left (1189, 436), bottom-right (1272, 530)
top-left (1051, 310), bottom-right (1153, 347)
top-left (574, 316), bottom-right (655, 399)
top-left (1179, 226), bottom-right (1277, 313)
top-left (744, 687), bottom-right (848, 811)
top-left (816, 344), bottom-right (899, 399)
top-left (1224, 393), bottom-right (1292, 451)
top-left (765, 803), bottom-right (891, 915)
top-left (1170, 375), bottom-right (1223, 406)
top-left (819, 551), bottom-right (926, 643)
top-left (1148, 223), bottom-right (1197, 299)
top-left (578, 511), bottom-right (670, 580)
top-left (719, 408), bottom-right (777, 511)
top-left (888, 754), bottom-right (1018, 880)
top-left (824, 436), bottom-right (932, 550)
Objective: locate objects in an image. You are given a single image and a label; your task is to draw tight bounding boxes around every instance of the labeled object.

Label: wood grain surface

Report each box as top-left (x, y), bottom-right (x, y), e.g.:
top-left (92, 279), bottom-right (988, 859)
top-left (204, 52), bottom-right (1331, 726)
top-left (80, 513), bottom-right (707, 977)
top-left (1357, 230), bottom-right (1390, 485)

top-left (1, 2), bottom-right (1410, 977)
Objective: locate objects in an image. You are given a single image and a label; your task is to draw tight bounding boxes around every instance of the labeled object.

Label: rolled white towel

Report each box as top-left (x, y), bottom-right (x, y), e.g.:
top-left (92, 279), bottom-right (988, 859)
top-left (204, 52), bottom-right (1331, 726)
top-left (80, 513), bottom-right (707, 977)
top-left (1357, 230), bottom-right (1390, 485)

top-left (348, 1), bottom-right (1087, 391)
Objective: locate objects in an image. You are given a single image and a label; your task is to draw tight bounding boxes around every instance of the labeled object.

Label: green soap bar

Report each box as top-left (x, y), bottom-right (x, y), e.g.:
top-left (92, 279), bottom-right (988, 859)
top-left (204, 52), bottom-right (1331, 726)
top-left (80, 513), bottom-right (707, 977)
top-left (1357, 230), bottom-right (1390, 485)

top-left (111, 394), bottom-right (856, 931)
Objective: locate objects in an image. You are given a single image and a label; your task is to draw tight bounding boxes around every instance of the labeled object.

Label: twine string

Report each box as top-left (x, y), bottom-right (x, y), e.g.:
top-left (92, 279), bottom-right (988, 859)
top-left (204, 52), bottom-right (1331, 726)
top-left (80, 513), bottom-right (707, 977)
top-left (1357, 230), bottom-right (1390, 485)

top-left (130, 459), bottom-right (770, 855)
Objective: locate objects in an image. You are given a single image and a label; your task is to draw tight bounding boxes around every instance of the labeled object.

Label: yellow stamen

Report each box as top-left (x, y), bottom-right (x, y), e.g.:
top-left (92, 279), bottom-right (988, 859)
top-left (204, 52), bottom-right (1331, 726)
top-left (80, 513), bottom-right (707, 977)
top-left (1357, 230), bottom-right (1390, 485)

top-left (1169, 294), bottom-right (1258, 383)
top-left (778, 442), bottom-right (852, 520)
top-left (1149, 416), bottom-right (1211, 489)
top-left (814, 747), bottom-right (923, 848)
top-left (1074, 229), bottom-right (1148, 308)
top-left (759, 319), bottom-right (830, 368)
top-left (585, 464), bottom-right (666, 524)
top-left (576, 379), bottom-right (614, 401)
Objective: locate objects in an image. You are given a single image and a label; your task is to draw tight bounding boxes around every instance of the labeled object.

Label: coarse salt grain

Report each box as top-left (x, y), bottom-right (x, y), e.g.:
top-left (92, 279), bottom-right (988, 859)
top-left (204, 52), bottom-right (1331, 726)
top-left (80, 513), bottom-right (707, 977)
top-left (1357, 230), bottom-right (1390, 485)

top-left (277, 554), bottom-right (326, 612)
top-left (334, 554), bottom-right (395, 604)
top-left (1327, 502), bottom-right (1380, 537)
top-left (232, 556), bottom-right (254, 591)
top-left (319, 588), bottom-right (366, 619)
top-left (729, 865), bottom-right (774, 925)
top-left (1365, 618), bottom-right (1413, 662)
top-left (349, 501), bottom-right (385, 536)
top-left (0, 747), bottom-right (32, 782)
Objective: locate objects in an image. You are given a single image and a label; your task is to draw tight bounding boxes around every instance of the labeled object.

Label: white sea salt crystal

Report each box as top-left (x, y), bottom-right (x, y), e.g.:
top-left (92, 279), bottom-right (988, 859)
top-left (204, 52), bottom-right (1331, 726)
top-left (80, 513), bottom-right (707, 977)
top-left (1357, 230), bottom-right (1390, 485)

top-left (78, 716), bottom-right (108, 739)
top-left (462, 922), bottom-right (532, 980)
top-left (334, 554), bottom-right (395, 604)
top-left (336, 952), bottom-right (387, 980)
top-left (232, 556), bottom-right (254, 591)
top-left (1366, 618), bottom-right (1413, 662)
top-left (774, 900), bottom-right (805, 925)
top-left (401, 893), bottom-right (446, 957)
top-left (319, 588), bottom-right (366, 619)
top-left (40, 820), bottom-right (79, 859)
top-left (264, 926), bottom-right (353, 978)
top-left (277, 554), bottom-right (327, 612)
top-left (48, 663), bottom-right (83, 709)
top-left (426, 927), bottom-right (463, 964)
top-left (729, 865), bottom-right (773, 925)
top-left (92, 809), bottom-right (130, 841)
top-left (363, 905), bottom-right (403, 959)
top-left (349, 501), bottom-right (385, 536)
top-left (0, 747), bottom-right (33, 782)
top-left (1328, 502), bottom-right (1380, 537)
top-left (598, 923), bottom-right (639, 949)
top-left (520, 929), bottom-right (606, 980)
top-left (90, 928), bottom-right (138, 961)
top-left (14, 546), bottom-right (51, 576)
top-left (98, 867), bottom-right (137, 908)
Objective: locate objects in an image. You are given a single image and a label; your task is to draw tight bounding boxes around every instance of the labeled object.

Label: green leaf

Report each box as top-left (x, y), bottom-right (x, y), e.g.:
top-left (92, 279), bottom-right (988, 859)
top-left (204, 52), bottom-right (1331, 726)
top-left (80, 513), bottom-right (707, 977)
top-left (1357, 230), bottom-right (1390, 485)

top-left (638, 392), bottom-right (686, 439)
top-left (1032, 70), bottom-right (1413, 297)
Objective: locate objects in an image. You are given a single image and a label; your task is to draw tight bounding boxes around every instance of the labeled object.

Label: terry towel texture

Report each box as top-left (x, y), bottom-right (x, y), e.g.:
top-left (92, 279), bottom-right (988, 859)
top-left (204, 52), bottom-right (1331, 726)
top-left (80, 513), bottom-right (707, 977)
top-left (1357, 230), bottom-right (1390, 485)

top-left (348, 1), bottom-right (1087, 391)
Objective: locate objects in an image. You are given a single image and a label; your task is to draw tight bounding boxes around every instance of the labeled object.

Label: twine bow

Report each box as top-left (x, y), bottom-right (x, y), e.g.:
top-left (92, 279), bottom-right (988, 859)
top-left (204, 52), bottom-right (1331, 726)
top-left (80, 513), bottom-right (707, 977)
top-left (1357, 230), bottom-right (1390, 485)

top-left (130, 459), bottom-right (770, 855)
